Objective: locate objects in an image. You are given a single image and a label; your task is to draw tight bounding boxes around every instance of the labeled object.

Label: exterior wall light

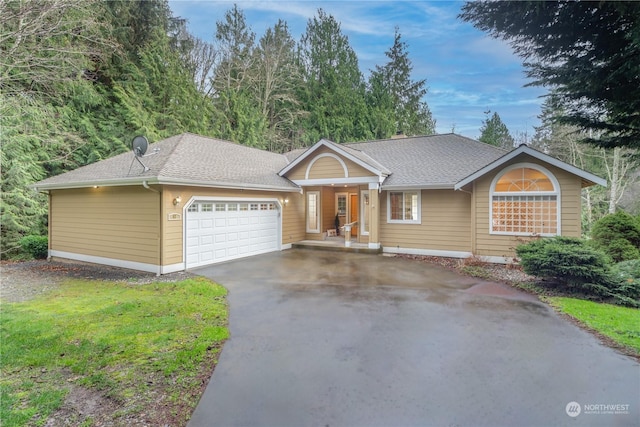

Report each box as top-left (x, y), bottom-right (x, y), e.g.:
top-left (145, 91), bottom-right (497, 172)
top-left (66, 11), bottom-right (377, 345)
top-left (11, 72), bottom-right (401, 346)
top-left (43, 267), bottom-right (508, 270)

top-left (283, 198), bottom-right (289, 206)
top-left (173, 196), bottom-right (182, 206)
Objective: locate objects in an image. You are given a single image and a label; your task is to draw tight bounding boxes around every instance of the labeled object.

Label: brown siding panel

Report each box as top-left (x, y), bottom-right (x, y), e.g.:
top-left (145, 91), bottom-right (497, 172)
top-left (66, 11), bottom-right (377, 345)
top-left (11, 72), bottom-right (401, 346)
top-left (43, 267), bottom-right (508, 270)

top-left (379, 190), bottom-right (472, 252)
top-left (50, 186), bottom-right (160, 265)
top-left (286, 146), bottom-right (376, 180)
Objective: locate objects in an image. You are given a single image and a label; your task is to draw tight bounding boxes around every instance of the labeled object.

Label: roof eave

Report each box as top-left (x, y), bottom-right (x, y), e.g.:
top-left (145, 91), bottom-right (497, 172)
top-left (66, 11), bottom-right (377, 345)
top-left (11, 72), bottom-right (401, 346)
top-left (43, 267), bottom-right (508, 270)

top-left (156, 176), bottom-right (302, 193)
top-left (454, 145), bottom-right (608, 190)
top-left (33, 176), bottom-right (302, 194)
top-left (33, 177), bottom-right (155, 191)
top-left (382, 183), bottom-right (455, 191)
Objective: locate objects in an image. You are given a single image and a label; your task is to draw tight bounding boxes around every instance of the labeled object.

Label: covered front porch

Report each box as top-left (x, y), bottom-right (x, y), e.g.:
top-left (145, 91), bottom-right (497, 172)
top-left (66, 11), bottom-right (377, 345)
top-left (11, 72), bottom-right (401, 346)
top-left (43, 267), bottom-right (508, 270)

top-left (301, 182), bottom-right (381, 250)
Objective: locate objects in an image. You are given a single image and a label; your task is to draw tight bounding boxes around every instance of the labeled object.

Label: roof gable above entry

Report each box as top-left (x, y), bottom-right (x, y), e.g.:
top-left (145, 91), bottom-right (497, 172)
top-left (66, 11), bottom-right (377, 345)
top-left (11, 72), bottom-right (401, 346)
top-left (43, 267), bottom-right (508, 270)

top-left (35, 133), bottom-right (299, 192)
top-left (454, 144), bottom-right (608, 190)
top-left (279, 139), bottom-right (391, 178)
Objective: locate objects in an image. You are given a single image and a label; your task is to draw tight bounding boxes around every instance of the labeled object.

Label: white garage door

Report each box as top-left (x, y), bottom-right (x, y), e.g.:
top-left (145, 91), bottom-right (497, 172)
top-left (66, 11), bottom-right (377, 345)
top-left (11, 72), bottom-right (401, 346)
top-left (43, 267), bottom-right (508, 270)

top-left (186, 201), bottom-right (280, 268)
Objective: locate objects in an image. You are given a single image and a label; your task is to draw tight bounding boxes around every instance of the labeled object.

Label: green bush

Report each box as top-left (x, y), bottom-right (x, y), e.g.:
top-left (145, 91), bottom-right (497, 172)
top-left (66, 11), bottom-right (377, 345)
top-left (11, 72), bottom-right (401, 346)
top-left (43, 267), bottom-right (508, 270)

top-left (516, 236), bottom-right (617, 295)
top-left (590, 211), bottom-right (640, 262)
top-left (19, 235), bottom-right (49, 259)
top-left (612, 259), bottom-right (640, 301)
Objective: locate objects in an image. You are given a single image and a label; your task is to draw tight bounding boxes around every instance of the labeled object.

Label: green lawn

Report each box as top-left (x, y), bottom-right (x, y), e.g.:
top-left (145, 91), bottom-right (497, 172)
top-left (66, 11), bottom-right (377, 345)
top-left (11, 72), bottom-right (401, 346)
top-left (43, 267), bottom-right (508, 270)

top-left (0, 277), bottom-right (228, 426)
top-left (546, 297), bottom-right (640, 355)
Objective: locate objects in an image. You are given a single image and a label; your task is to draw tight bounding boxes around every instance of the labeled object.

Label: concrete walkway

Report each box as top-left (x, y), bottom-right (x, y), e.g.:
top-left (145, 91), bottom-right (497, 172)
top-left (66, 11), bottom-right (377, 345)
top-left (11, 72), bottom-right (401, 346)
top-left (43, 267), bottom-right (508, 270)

top-left (189, 250), bottom-right (639, 427)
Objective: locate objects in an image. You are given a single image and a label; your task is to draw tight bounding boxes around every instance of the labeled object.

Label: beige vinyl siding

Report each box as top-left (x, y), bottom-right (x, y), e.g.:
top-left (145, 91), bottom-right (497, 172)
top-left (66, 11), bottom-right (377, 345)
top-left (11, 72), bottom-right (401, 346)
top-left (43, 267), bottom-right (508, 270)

top-left (474, 155), bottom-right (583, 259)
top-left (379, 189), bottom-right (472, 252)
top-left (161, 186), bottom-right (303, 265)
top-left (286, 146), bottom-right (375, 180)
top-left (50, 186), bottom-right (160, 265)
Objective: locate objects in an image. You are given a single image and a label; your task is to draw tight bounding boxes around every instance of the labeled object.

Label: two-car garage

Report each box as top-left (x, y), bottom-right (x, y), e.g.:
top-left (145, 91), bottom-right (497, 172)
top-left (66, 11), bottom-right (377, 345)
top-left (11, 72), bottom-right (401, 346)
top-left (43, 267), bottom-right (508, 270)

top-left (184, 199), bottom-right (281, 269)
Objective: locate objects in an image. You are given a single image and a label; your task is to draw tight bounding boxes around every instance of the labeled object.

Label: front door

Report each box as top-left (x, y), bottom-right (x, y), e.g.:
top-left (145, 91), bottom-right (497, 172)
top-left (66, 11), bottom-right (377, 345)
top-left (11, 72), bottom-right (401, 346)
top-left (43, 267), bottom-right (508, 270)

top-left (350, 194), bottom-right (358, 237)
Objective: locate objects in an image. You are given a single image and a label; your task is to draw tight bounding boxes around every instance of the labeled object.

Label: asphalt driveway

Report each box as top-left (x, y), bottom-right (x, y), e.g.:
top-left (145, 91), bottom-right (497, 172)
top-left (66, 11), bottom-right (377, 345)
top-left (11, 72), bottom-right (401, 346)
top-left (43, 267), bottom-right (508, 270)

top-left (188, 250), bottom-right (639, 427)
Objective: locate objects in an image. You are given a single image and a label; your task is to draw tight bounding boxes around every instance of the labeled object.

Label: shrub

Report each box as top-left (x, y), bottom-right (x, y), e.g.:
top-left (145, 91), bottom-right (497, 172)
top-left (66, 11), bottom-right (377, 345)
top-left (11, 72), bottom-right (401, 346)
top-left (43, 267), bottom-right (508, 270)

top-left (516, 236), bottom-right (617, 295)
top-left (590, 211), bottom-right (640, 262)
top-left (611, 259), bottom-right (640, 301)
top-left (19, 235), bottom-right (49, 259)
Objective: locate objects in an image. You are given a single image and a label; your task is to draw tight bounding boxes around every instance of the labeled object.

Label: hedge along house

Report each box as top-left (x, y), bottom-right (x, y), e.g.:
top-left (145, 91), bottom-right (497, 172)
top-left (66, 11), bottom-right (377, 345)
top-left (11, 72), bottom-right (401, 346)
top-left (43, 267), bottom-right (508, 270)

top-left (34, 133), bottom-right (606, 274)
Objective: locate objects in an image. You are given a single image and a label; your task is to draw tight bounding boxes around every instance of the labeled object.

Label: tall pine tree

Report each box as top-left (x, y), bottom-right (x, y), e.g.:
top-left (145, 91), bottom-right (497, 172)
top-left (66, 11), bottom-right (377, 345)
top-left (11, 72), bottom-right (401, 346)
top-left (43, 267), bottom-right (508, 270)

top-left (298, 9), bottom-right (372, 143)
top-left (479, 111), bottom-right (514, 149)
top-left (368, 28), bottom-right (435, 137)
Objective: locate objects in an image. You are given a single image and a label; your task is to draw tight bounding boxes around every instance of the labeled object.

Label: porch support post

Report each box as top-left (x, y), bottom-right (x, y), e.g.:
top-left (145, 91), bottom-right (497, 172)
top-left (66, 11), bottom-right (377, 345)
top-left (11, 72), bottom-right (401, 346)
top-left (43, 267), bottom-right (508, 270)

top-left (368, 183), bottom-right (380, 249)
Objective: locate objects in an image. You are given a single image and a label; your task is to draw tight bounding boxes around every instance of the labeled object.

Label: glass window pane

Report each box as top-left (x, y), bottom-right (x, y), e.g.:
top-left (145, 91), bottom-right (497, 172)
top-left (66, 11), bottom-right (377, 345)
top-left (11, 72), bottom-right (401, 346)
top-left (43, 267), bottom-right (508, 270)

top-left (390, 192), bottom-right (403, 220)
top-left (492, 195), bottom-right (557, 234)
top-left (362, 192), bottom-right (369, 233)
top-left (307, 192), bottom-right (319, 231)
top-left (495, 168), bottom-right (555, 192)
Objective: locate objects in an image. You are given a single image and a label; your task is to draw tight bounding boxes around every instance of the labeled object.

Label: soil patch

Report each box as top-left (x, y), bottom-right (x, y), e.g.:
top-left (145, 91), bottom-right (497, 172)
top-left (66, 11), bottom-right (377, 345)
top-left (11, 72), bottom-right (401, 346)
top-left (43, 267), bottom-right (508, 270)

top-left (1, 259), bottom-right (194, 302)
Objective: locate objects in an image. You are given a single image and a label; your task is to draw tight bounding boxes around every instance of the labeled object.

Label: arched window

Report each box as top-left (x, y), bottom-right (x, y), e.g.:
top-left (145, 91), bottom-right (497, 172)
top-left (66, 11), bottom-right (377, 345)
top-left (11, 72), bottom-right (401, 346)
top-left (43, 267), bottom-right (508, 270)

top-left (490, 164), bottom-right (560, 236)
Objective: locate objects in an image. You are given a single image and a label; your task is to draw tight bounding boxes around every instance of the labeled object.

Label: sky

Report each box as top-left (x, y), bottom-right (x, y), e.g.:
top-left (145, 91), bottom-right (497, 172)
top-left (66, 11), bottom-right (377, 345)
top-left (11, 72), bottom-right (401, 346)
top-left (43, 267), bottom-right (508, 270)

top-left (168, 0), bottom-right (547, 140)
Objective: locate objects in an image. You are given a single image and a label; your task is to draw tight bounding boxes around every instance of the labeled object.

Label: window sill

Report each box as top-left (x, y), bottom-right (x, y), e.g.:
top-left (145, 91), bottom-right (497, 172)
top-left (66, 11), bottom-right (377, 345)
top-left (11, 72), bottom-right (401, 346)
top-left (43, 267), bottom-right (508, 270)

top-left (490, 231), bottom-right (557, 237)
top-left (387, 220), bottom-right (421, 225)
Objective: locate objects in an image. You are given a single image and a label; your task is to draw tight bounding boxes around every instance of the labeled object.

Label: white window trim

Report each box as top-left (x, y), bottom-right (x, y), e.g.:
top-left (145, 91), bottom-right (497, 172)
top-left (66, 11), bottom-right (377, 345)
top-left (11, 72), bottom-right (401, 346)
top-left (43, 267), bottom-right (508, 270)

top-left (489, 162), bottom-right (562, 236)
top-left (386, 190), bottom-right (421, 224)
top-left (360, 190), bottom-right (370, 235)
top-left (306, 191), bottom-right (321, 233)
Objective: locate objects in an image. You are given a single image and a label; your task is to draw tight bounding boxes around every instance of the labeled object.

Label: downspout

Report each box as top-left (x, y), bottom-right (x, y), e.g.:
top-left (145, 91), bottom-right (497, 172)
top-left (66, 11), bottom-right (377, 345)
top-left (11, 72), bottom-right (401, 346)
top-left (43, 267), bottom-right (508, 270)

top-left (142, 181), bottom-right (162, 275)
top-left (454, 184), bottom-right (475, 257)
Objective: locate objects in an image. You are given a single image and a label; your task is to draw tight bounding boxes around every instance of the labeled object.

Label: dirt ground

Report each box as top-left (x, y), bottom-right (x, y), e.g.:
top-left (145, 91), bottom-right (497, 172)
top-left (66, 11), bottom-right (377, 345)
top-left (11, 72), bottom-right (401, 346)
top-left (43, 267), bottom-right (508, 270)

top-left (1, 259), bottom-right (195, 303)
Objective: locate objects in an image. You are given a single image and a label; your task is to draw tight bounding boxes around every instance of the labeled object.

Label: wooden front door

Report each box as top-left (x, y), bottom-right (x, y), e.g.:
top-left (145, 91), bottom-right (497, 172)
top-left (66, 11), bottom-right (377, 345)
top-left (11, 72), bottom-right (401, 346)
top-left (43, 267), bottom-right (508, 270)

top-left (350, 194), bottom-right (358, 237)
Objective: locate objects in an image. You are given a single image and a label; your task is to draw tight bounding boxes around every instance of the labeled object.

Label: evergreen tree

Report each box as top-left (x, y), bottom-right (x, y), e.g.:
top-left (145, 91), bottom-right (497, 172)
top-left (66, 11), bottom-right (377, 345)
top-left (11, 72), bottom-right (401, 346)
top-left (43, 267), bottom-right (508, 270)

top-left (298, 9), bottom-right (372, 143)
top-left (0, 0), bottom-right (221, 256)
top-left (368, 28), bottom-right (435, 137)
top-left (366, 72), bottom-right (396, 139)
top-left (479, 111), bottom-right (514, 149)
top-left (461, 1), bottom-right (640, 149)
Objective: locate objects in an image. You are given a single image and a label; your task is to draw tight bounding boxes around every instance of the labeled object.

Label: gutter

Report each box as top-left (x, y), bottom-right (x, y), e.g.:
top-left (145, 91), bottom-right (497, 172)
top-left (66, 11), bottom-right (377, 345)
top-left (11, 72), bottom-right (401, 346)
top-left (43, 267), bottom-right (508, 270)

top-left (142, 180), bottom-right (159, 193)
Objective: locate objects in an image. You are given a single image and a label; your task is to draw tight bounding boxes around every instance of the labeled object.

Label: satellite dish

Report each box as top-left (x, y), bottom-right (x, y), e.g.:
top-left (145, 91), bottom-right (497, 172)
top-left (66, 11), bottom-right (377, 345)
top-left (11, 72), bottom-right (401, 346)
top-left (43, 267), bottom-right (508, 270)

top-left (128, 135), bottom-right (157, 174)
top-left (131, 136), bottom-right (148, 157)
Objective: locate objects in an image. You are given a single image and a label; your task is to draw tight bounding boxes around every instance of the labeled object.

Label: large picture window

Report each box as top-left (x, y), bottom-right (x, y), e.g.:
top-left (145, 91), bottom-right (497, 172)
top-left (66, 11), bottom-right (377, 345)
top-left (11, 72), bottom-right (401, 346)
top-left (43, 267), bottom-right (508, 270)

top-left (306, 191), bottom-right (320, 233)
top-left (491, 165), bottom-right (559, 236)
top-left (387, 191), bottom-right (420, 223)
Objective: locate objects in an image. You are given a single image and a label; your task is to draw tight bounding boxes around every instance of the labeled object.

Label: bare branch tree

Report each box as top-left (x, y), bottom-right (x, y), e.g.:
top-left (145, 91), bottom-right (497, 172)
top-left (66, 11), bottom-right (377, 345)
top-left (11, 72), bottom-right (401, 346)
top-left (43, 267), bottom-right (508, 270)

top-left (0, 0), bottom-right (116, 96)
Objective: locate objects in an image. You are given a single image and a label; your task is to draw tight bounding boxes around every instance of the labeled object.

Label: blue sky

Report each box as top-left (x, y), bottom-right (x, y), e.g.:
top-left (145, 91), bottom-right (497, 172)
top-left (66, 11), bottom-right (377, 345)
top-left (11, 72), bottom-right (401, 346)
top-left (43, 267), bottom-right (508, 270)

top-left (168, 0), bottom-right (547, 140)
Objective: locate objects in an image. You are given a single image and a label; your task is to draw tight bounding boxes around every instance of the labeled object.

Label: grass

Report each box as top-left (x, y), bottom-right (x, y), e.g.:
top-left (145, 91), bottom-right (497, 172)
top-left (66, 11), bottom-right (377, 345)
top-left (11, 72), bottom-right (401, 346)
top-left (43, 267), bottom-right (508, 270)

top-left (0, 277), bottom-right (228, 426)
top-left (545, 297), bottom-right (640, 355)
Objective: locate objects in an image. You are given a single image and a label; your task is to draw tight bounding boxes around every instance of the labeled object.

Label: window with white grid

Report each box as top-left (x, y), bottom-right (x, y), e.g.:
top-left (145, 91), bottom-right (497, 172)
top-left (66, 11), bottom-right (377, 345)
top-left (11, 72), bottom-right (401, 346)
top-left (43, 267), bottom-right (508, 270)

top-left (490, 165), bottom-right (560, 236)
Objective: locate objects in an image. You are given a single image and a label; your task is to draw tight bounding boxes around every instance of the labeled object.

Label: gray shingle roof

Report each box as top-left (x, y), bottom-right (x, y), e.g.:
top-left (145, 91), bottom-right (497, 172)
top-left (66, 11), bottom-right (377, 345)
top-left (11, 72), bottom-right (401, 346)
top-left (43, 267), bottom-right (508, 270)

top-left (344, 134), bottom-right (507, 188)
top-left (35, 133), bottom-right (298, 191)
top-left (35, 132), bottom-right (510, 191)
